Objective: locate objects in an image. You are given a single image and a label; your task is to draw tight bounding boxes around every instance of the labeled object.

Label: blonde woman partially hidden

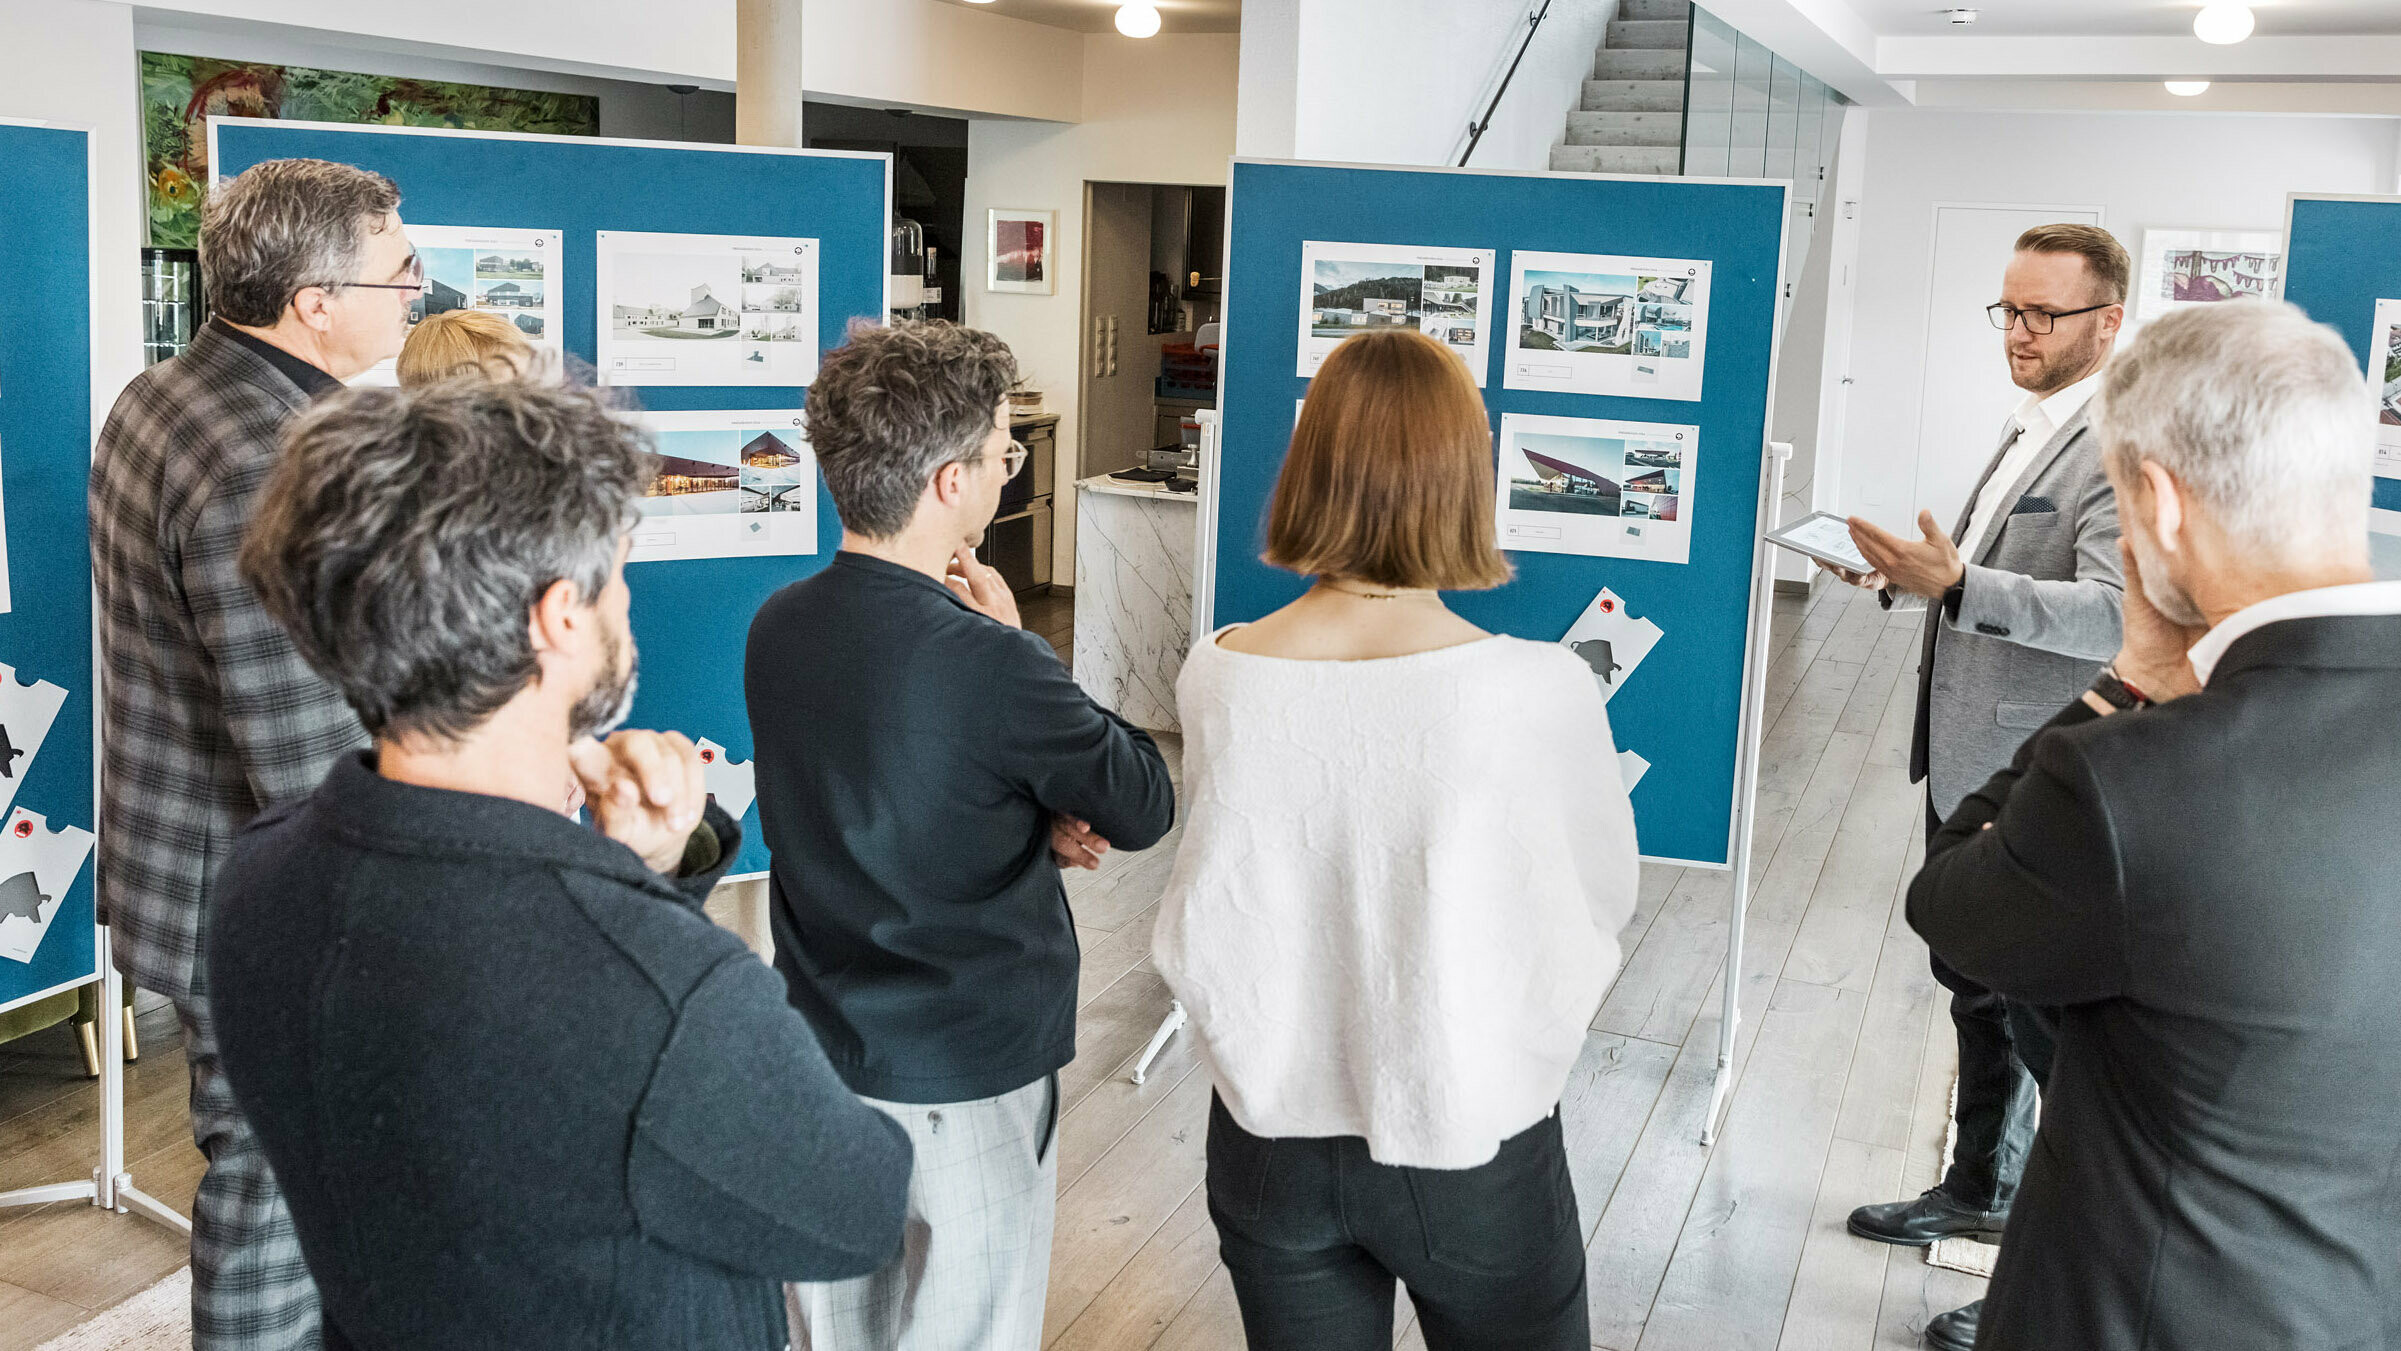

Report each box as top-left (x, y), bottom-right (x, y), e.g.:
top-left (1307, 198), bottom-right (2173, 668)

top-left (396, 308), bottom-right (546, 386)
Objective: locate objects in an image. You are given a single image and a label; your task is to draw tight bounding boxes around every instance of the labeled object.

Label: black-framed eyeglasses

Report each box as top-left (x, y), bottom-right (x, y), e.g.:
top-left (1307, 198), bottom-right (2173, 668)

top-left (1987, 301), bottom-right (2111, 335)
top-left (323, 251), bottom-right (428, 296)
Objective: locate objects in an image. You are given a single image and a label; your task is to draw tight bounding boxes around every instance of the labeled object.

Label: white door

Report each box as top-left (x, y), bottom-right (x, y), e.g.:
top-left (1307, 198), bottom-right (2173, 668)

top-left (1909, 203), bottom-right (2103, 530)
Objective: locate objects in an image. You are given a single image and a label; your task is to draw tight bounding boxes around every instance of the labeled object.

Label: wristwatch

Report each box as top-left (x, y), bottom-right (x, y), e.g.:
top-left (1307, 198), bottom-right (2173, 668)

top-left (2087, 664), bottom-right (2150, 713)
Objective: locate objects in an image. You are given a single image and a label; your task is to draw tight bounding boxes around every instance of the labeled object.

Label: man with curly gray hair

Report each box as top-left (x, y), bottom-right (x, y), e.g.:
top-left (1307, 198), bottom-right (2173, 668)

top-left (89, 155), bottom-right (420, 1350)
top-left (210, 379), bottom-right (914, 1350)
top-left (755, 322), bottom-right (1176, 1348)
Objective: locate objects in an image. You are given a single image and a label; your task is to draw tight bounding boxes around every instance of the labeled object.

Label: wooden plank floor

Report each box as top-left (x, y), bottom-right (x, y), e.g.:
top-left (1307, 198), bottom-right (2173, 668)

top-left (0, 581), bottom-right (1976, 1351)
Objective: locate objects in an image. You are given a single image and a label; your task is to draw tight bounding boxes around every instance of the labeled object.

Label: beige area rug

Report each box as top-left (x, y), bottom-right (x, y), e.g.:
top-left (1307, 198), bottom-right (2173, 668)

top-left (34, 1267), bottom-right (189, 1351)
top-left (1927, 1076), bottom-right (2002, 1278)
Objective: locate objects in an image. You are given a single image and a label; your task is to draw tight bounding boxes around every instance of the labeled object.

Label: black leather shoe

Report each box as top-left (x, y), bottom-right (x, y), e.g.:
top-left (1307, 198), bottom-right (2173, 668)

top-left (1923, 1299), bottom-right (1981, 1351)
top-left (1846, 1187), bottom-right (2008, 1247)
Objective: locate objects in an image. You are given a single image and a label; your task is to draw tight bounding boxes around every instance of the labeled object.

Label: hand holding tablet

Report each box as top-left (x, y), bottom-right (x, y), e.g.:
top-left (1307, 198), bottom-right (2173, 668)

top-left (1764, 510), bottom-right (1876, 577)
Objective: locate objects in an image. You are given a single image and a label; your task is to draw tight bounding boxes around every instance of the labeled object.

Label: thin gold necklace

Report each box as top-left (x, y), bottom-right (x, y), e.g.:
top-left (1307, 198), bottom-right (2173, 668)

top-left (1320, 579), bottom-right (1438, 603)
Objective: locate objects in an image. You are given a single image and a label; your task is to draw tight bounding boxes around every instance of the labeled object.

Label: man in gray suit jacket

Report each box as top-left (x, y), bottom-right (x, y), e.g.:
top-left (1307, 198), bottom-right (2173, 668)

top-left (1912, 299), bottom-right (2401, 1351)
top-left (1823, 225), bottom-right (2127, 1351)
top-left (90, 158), bottom-right (415, 1350)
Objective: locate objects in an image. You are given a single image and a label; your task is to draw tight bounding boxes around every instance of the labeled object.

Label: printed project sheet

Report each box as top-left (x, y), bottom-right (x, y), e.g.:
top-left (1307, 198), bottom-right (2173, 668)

top-left (1496, 412), bottom-right (1699, 564)
top-left (0, 808), bottom-right (94, 965)
top-left (630, 409), bottom-right (817, 564)
top-left (1505, 250), bottom-right (1711, 401)
top-left (2375, 298), bottom-right (2401, 481)
top-left (357, 224), bottom-right (565, 387)
top-left (1297, 241), bottom-right (1496, 384)
top-left (598, 231), bottom-right (820, 387)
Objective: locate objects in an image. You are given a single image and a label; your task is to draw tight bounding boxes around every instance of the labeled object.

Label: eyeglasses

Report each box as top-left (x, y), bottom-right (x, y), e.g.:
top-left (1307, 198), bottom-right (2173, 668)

top-left (1986, 301), bottom-right (2111, 335)
top-left (325, 251), bottom-right (428, 296)
top-left (997, 444), bottom-right (1030, 480)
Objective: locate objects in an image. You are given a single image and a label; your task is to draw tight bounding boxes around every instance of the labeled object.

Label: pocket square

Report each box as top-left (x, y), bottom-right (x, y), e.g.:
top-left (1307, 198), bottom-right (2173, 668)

top-left (2010, 496), bottom-right (2057, 515)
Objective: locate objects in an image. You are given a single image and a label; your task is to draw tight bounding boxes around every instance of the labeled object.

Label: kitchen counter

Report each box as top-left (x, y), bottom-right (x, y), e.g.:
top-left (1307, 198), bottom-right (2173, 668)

top-left (1073, 474), bottom-right (1199, 733)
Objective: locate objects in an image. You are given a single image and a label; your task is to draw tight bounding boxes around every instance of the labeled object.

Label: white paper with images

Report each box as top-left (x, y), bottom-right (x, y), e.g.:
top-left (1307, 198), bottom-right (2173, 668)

top-left (693, 737), bottom-right (757, 821)
top-left (2374, 298), bottom-right (2401, 481)
top-left (353, 224), bottom-right (566, 388)
top-left (1297, 241), bottom-right (1496, 385)
top-left (1559, 587), bottom-right (1664, 705)
top-left (1505, 250), bottom-right (1711, 401)
top-left (0, 808), bottom-right (94, 964)
top-left (630, 409), bottom-right (816, 564)
top-left (0, 664), bottom-right (66, 820)
top-left (598, 230), bottom-right (820, 387)
top-left (1496, 412), bottom-right (1699, 564)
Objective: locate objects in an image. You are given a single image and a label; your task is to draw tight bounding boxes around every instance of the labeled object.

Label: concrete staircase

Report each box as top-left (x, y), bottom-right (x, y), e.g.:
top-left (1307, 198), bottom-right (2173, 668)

top-left (1551, 0), bottom-right (1690, 176)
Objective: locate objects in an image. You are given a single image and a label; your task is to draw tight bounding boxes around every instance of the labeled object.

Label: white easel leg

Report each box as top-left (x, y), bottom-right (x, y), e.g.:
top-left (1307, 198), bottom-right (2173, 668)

top-left (93, 928), bottom-right (189, 1234)
top-left (1129, 1001), bottom-right (1186, 1085)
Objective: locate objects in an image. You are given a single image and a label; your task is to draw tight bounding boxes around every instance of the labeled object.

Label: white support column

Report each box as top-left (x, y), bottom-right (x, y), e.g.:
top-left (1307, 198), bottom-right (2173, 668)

top-left (737, 0), bottom-right (806, 149)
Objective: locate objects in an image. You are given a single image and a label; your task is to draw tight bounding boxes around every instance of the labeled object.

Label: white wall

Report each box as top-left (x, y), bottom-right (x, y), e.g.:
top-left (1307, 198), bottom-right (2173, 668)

top-left (1836, 108), bottom-right (2401, 527)
top-left (0, 0), bottom-right (147, 435)
top-left (964, 32), bottom-right (1243, 583)
top-left (1289, 0), bottom-right (1617, 170)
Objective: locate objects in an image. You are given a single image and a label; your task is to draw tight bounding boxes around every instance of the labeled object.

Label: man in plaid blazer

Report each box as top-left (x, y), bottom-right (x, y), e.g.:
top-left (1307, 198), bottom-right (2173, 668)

top-left (89, 158), bottom-right (418, 1350)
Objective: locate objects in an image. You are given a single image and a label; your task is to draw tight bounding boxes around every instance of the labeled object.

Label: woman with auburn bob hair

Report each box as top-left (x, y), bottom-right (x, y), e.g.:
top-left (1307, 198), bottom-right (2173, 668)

top-left (1154, 328), bottom-right (1640, 1351)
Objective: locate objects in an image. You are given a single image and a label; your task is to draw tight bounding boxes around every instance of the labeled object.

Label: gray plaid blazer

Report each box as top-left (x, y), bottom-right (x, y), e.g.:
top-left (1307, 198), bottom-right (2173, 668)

top-left (89, 322), bottom-right (366, 1003)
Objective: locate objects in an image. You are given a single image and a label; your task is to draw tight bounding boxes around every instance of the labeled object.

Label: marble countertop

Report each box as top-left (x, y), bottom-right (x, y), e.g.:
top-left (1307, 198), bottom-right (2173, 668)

top-left (1076, 473), bottom-right (1200, 504)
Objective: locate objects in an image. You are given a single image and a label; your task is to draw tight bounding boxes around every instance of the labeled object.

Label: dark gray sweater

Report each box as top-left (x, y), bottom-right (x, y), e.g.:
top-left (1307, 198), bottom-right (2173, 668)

top-left (208, 753), bottom-right (912, 1350)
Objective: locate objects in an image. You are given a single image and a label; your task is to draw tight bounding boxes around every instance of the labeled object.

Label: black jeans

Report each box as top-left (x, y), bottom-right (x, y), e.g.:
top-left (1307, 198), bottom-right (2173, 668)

top-left (1925, 798), bottom-right (2059, 1213)
top-left (1204, 1095), bottom-right (1588, 1351)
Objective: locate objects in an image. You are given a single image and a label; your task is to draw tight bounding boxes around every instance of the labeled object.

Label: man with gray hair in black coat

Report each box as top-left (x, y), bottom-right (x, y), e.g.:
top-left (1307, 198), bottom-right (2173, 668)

top-left (1909, 300), bottom-right (2401, 1349)
top-left (208, 380), bottom-right (913, 1350)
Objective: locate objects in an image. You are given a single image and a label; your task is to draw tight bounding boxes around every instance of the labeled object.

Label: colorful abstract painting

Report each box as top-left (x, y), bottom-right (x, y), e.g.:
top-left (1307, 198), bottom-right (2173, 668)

top-left (140, 52), bottom-right (600, 249)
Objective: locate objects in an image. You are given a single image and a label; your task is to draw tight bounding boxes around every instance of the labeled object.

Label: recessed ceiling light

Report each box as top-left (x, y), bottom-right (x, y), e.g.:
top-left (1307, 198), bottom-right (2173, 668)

top-left (2193, 3), bottom-right (2254, 44)
top-left (1940, 8), bottom-right (1980, 24)
top-left (1115, 3), bottom-right (1162, 37)
top-left (2165, 80), bottom-right (2211, 95)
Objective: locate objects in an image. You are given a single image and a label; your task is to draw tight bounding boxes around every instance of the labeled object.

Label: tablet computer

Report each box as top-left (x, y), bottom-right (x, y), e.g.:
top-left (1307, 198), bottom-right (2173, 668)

top-left (1764, 510), bottom-right (1872, 575)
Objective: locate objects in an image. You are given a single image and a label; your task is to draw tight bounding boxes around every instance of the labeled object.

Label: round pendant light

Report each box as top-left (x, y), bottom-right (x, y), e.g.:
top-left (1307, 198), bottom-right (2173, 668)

top-left (2192, 4), bottom-right (2254, 45)
top-left (2164, 80), bottom-right (2211, 96)
top-left (1115, 3), bottom-right (1163, 38)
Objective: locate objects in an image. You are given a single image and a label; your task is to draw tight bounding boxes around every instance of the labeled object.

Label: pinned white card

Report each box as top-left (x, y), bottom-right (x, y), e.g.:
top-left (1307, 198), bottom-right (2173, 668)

top-left (1617, 749), bottom-right (1652, 793)
top-left (693, 737), bottom-right (757, 821)
top-left (1559, 587), bottom-right (1665, 705)
top-left (0, 664), bottom-right (67, 819)
top-left (0, 807), bottom-right (95, 964)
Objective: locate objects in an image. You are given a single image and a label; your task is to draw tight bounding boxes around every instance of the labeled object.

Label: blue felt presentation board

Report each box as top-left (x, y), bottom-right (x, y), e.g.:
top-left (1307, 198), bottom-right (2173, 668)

top-left (213, 120), bottom-right (892, 878)
top-left (2282, 194), bottom-right (2401, 515)
top-left (0, 123), bottom-right (100, 1013)
top-left (1213, 160), bottom-right (1789, 867)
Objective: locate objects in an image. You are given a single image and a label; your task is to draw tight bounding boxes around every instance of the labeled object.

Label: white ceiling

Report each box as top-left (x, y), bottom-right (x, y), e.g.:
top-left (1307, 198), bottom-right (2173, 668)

top-left (1851, 0), bottom-right (2401, 38)
top-left (1702, 0), bottom-right (2401, 112)
top-left (926, 0), bottom-right (1241, 34)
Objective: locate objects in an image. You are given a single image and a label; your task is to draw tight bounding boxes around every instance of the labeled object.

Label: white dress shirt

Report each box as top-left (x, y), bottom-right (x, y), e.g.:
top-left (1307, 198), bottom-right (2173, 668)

top-left (1960, 371), bottom-right (2103, 561)
top-left (2185, 580), bottom-right (2401, 685)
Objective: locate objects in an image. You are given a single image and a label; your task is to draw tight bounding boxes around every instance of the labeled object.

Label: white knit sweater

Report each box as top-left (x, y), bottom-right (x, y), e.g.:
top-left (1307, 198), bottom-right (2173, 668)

top-left (1152, 628), bottom-right (1640, 1170)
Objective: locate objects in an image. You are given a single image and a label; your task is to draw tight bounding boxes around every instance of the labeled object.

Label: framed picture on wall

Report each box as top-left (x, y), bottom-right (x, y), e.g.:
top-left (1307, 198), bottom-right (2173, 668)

top-left (2134, 228), bottom-right (2283, 323)
top-left (988, 208), bottom-right (1057, 295)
